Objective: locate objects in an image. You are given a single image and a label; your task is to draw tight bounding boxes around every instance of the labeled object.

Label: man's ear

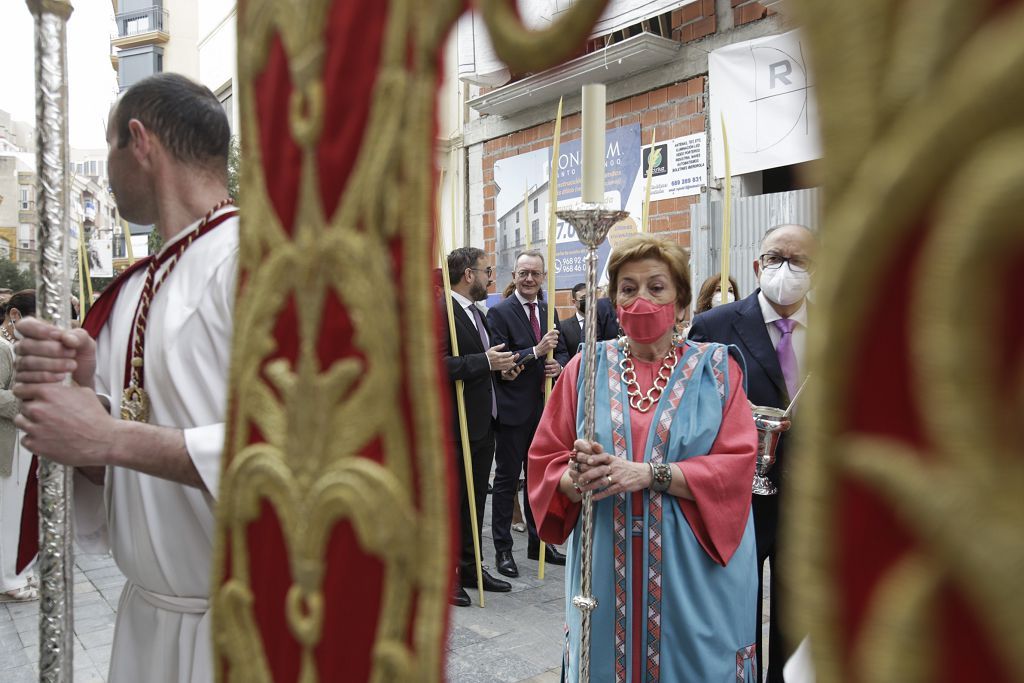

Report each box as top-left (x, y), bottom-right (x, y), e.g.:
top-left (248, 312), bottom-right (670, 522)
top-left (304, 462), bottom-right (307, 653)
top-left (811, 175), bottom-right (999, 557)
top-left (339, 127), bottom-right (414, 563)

top-left (127, 119), bottom-right (152, 166)
top-left (752, 259), bottom-right (760, 279)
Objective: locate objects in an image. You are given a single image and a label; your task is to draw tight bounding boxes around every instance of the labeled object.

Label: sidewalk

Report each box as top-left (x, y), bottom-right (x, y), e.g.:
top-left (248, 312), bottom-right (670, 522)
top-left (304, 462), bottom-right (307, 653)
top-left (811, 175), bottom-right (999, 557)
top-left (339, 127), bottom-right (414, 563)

top-left (1, 499), bottom-right (769, 682)
top-left (446, 514), bottom-right (567, 682)
top-left (0, 548), bottom-right (122, 682)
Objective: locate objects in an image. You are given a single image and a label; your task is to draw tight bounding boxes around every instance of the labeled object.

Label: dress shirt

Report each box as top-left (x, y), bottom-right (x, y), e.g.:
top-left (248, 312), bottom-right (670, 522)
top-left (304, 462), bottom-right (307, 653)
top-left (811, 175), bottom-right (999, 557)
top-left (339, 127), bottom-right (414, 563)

top-left (758, 291), bottom-right (808, 379)
top-left (575, 312), bottom-right (585, 330)
top-left (452, 290), bottom-right (492, 369)
top-left (513, 289), bottom-right (541, 358)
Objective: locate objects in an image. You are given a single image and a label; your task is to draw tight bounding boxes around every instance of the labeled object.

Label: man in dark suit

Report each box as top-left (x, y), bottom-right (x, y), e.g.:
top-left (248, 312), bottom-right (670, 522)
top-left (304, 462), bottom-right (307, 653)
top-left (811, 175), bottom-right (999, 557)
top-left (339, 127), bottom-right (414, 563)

top-left (441, 247), bottom-right (520, 606)
top-left (562, 282), bottom-right (620, 360)
top-left (486, 249), bottom-right (570, 577)
top-left (688, 224), bottom-right (818, 683)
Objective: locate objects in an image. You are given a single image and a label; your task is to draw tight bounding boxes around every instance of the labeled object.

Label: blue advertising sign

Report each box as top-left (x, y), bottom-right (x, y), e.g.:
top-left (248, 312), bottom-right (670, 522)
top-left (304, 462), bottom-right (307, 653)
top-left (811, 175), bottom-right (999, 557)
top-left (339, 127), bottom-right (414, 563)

top-left (493, 124), bottom-right (643, 292)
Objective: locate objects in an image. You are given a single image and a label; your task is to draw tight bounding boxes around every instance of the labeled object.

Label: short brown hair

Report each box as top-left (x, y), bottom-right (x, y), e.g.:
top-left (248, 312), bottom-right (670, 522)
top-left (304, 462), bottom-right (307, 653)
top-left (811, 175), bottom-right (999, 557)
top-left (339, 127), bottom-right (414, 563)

top-left (606, 235), bottom-right (691, 311)
top-left (694, 273), bottom-right (740, 314)
top-left (113, 73), bottom-right (229, 173)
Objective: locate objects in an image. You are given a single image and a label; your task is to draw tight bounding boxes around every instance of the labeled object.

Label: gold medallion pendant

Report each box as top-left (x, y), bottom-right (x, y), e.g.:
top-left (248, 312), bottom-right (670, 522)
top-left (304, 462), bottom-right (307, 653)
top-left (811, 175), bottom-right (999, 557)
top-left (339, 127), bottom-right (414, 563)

top-left (121, 385), bottom-right (151, 423)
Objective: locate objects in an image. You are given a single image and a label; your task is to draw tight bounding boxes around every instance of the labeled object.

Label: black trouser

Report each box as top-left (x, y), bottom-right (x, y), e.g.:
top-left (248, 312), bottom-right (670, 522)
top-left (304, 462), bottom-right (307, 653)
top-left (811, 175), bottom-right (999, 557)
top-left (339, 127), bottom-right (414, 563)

top-left (753, 493), bottom-right (787, 683)
top-left (491, 404), bottom-right (542, 553)
top-left (456, 426), bottom-right (496, 574)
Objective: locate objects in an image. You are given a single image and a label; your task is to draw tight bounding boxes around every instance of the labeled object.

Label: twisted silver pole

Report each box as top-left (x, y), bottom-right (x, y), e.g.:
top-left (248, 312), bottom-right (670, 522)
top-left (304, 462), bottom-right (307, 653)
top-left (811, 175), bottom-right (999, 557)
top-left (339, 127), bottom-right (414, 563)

top-left (556, 206), bottom-right (627, 682)
top-left (28, 1), bottom-right (76, 680)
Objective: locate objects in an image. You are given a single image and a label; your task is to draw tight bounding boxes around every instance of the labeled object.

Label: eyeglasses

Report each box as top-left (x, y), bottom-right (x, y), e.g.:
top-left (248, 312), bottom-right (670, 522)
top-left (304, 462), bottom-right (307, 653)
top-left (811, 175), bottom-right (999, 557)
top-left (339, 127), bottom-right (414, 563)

top-left (515, 270), bottom-right (545, 280)
top-left (759, 253), bottom-right (814, 274)
top-left (469, 266), bottom-right (494, 277)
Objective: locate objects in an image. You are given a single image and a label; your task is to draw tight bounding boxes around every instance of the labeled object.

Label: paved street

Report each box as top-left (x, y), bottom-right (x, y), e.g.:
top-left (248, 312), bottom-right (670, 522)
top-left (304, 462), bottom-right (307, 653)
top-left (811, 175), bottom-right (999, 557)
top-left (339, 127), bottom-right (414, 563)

top-left (0, 549), bottom-right (120, 683)
top-left (1, 492), bottom-right (769, 682)
top-left (446, 502), bottom-right (567, 683)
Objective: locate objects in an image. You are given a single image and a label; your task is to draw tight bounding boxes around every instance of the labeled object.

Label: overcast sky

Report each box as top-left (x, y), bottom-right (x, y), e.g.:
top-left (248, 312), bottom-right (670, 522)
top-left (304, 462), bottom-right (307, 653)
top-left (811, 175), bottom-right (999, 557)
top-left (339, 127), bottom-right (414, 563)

top-left (2, 2), bottom-right (120, 150)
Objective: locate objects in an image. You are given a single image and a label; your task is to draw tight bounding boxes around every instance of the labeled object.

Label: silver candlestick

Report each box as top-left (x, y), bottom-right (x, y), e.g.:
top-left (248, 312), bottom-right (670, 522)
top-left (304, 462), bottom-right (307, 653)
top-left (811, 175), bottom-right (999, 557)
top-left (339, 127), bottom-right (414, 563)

top-left (28, 0), bottom-right (76, 680)
top-left (556, 205), bottom-right (628, 683)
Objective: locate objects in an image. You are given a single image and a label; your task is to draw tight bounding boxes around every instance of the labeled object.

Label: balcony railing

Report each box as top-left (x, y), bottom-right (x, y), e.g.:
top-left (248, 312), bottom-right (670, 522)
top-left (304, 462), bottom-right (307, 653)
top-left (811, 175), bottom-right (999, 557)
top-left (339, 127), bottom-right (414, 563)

top-left (115, 6), bottom-right (168, 38)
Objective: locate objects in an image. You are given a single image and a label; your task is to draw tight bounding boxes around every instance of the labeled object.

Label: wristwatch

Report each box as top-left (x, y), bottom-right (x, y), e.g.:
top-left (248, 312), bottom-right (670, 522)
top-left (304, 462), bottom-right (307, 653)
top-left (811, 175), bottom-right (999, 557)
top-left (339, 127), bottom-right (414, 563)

top-left (648, 462), bottom-right (672, 493)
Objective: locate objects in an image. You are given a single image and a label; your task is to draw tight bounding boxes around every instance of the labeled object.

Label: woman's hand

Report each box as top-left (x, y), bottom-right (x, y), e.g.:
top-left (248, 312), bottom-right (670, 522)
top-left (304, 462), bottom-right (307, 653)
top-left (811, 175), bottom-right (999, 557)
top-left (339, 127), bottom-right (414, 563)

top-left (567, 439), bottom-right (654, 502)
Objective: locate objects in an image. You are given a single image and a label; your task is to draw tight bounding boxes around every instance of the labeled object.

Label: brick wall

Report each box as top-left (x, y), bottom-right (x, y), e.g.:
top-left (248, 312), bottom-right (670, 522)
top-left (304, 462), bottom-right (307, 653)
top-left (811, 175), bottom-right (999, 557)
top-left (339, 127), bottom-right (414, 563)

top-left (672, 0), bottom-right (717, 42)
top-left (480, 76), bottom-right (707, 320)
top-left (732, 0), bottom-right (773, 26)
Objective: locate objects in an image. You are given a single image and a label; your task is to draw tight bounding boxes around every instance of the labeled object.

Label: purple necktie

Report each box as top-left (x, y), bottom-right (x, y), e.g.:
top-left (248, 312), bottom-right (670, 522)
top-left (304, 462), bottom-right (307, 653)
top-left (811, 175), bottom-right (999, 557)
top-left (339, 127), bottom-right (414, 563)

top-left (527, 302), bottom-right (541, 344)
top-left (773, 318), bottom-right (799, 401)
top-left (470, 304), bottom-right (497, 419)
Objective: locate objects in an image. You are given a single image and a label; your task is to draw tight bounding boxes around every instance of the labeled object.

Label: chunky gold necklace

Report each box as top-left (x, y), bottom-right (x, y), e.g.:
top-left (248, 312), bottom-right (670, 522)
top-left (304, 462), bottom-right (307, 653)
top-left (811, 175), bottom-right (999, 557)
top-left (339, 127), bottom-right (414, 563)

top-left (619, 339), bottom-right (678, 413)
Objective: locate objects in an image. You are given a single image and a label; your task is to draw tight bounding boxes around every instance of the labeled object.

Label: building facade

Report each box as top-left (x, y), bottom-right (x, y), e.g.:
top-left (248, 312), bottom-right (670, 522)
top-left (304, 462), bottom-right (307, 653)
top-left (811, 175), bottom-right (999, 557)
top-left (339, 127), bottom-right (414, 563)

top-left (447, 0), bottom-right (816, 318)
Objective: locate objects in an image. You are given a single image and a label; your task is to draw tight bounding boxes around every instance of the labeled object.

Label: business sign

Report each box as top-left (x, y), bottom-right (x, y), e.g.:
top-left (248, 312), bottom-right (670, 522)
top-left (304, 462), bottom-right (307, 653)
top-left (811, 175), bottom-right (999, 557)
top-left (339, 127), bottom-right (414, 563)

top-left (494, 124), bottom-right (643, 291)
top-left (634, 131), bottom-right (707, 202)
top-left (87, 234), bottom-right (113, 278)
top-left (709, 29), bottom-right (821, 177)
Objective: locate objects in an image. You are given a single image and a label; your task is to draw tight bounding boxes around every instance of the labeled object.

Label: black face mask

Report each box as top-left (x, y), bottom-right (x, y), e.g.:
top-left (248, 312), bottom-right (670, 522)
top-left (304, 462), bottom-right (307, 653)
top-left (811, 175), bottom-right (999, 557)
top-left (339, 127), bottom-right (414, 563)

top-left (576, 297), bottom-right (586, 314)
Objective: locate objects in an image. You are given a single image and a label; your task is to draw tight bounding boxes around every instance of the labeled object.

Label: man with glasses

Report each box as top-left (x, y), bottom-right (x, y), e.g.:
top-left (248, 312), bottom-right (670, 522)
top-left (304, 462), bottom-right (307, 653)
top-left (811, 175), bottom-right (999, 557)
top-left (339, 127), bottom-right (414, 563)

top-left (486, 250), bottom-right (569, 577)
top-left (688, 223), bottom-right (818, 683)
top-left (441, 247), bottom-right (520, 606)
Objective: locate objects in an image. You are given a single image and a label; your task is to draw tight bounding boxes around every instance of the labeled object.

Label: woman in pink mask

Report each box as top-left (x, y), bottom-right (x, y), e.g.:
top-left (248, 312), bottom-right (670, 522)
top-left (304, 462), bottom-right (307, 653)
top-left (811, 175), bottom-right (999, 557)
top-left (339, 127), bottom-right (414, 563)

top-left (528, 235), bottom-right (759, 682)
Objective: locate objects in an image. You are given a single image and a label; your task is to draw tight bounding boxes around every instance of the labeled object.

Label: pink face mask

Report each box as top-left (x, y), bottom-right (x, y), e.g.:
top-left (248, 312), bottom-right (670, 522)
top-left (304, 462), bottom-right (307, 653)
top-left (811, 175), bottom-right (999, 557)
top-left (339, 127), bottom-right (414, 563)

top-left (617, 297), bottom-right (676, 344)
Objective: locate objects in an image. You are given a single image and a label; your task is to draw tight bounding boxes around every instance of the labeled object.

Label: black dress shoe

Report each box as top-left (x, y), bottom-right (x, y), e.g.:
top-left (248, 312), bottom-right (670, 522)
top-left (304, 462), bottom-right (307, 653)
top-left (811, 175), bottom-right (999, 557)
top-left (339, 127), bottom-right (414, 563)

top-left (450, 585), bottom-right (471, 607)
top-left (461, 568), bottom-right (512, 592)
top-left (527, 545), bottom-right (567, 566)
top-left (495, 550), bottom-right (519, 578)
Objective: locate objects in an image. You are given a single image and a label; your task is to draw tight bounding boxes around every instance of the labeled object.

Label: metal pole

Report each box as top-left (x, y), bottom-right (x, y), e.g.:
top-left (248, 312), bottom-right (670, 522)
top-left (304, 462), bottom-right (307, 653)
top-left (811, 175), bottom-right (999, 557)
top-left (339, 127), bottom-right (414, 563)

top-left (27, 0), bottom-right (76, 679)
top-left (556, 206), bottom-right (627, 682)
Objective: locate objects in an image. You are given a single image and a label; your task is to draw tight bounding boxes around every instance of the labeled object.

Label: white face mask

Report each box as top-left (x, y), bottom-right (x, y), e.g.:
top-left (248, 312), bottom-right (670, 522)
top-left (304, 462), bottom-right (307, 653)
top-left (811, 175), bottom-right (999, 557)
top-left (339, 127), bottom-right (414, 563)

top-left (711, 290), bottom-right (736, 307)
top-left (759, 262), bottom-right (811, 306)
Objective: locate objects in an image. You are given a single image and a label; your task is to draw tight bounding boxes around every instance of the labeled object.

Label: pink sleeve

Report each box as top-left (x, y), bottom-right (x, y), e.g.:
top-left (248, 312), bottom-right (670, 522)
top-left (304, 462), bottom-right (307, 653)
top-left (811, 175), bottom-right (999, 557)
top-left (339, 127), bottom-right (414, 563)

top-left (676, 356), bottom-right (757, 566)
top-left (527, 354), bottom-right (583, 545)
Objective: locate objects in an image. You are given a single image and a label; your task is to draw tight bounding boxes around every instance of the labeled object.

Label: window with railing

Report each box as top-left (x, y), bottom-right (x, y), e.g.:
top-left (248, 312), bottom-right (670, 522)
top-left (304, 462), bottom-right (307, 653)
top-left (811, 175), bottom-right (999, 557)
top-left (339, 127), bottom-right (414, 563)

top-left (116, 6), bottom-right (168, 38)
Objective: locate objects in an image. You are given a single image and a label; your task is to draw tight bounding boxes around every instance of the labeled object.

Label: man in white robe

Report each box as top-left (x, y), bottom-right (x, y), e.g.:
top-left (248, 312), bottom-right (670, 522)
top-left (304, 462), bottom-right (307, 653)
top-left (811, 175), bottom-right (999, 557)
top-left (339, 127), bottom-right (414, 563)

top-left (13, 73), bottom-right (238, 683)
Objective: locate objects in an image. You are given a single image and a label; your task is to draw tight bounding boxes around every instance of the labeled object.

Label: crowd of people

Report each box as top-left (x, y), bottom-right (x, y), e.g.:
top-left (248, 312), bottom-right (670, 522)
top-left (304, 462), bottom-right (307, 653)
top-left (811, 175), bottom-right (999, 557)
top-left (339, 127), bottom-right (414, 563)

top-left (443, 224), bottom-right (816, 682)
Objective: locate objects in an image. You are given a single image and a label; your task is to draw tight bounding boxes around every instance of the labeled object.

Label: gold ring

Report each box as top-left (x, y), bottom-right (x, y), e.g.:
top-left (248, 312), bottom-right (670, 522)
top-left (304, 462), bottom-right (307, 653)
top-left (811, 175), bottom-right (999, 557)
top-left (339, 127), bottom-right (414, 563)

top-left (605, 474), bottom-right (613, 486)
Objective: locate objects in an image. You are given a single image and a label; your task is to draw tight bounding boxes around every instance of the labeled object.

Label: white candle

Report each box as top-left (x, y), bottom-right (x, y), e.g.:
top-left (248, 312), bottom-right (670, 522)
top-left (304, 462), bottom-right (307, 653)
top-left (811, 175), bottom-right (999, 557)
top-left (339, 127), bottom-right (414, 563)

top-left (581, 83), bottom-right (606, 204)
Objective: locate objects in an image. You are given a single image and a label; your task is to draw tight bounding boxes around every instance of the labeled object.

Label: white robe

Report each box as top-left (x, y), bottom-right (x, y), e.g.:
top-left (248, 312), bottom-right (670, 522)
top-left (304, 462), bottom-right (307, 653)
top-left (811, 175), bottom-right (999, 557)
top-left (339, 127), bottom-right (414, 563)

top-left (74, 208), bottom-right (238, 683)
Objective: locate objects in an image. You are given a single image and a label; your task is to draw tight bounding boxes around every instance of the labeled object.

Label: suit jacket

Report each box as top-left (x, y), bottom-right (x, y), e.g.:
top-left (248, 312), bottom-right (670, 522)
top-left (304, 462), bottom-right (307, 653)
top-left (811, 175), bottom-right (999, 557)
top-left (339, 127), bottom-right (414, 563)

top-left (688, 290), bottom-right (792, 490)
top-left (562, 297), bottom-right (620, 360)
top-left (486, 294), bottom-right (570, 427)
top-left (440, 296), bottom-right (496, 442)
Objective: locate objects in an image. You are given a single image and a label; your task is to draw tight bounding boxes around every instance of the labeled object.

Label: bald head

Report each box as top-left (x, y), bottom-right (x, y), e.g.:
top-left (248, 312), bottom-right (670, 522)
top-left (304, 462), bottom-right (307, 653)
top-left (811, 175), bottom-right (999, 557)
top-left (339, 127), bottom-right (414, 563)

top-left (758, 224), bottom-right (817, 253)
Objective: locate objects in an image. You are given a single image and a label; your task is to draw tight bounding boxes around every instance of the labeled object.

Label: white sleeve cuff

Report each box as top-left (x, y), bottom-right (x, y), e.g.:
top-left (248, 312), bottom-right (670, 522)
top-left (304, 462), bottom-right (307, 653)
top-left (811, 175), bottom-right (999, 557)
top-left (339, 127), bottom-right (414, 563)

top-left (96, 392), bottom-right (113, 415)
top-left (73, 468), bottom-right (109, 554)
top-left (183, 423), bottom-right (226, 497)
